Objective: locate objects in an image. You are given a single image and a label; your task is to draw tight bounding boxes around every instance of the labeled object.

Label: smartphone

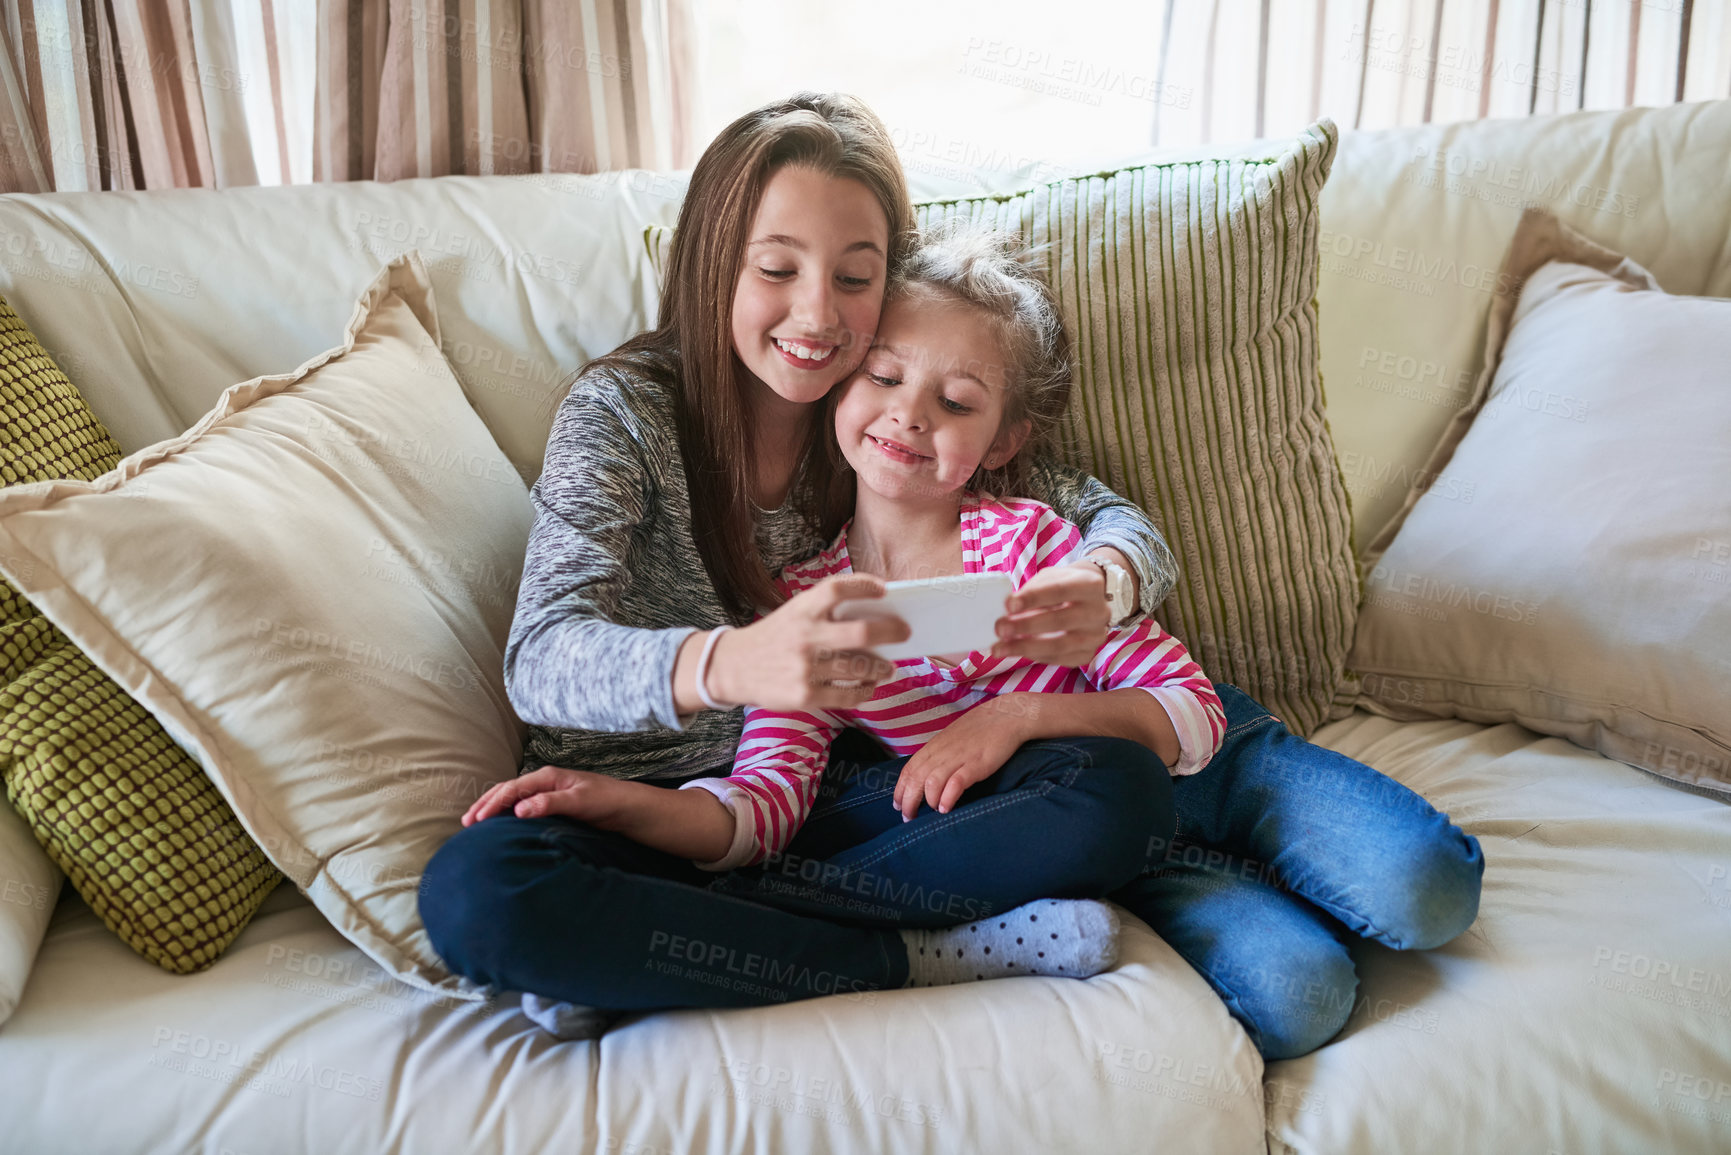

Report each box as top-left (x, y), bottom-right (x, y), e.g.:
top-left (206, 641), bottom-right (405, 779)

top-left (830, 572), bottom-right (1016, 662)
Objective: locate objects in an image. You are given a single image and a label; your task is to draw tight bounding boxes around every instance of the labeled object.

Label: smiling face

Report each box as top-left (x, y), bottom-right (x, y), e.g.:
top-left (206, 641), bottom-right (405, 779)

top-left (729, 165), bottom-right (890, 412)
top-left (833, 292), bottom-right (1032, 505)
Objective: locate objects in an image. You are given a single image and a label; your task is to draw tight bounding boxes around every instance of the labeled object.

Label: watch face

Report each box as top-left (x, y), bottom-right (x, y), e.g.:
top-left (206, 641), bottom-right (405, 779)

top-left (1105, 566), bottom-right (1133, 619)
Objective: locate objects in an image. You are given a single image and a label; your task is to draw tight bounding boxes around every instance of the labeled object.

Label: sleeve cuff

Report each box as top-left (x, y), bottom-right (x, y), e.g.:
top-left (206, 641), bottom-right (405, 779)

top-left (658, 627), bottom-right (706, 733)
top-left (678, 777), bottom-right (761, 871)
top-left (1139, 686), bottom-right (1220, 776)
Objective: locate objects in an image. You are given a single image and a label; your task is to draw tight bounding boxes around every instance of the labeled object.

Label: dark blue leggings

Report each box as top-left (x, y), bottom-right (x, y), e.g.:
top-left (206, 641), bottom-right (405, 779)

top-left (418, 735), bottom-right (1172, 1010)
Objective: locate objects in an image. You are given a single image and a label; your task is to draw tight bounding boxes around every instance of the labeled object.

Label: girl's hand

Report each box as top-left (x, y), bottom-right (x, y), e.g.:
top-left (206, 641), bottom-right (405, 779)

top-left (892, 699), bottom-right (1032, 820)
top-left (708, 574), bottom-right (910, 711)
top-left (463, 765), bottom-right (630, 826)
top-left (989, 563), bottom-right (1112, 668)
top-left (463, 768), bottom-right (735, 861)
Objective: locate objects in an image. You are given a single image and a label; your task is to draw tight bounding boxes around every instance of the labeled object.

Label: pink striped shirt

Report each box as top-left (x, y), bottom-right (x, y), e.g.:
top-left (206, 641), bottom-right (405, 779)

top-left (682, 494), bottom-right (1224, 870)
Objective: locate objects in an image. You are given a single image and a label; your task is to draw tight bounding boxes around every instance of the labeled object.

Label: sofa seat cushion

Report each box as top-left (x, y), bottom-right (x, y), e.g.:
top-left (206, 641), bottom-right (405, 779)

top-left (0, 877), bottom-right (1266, 1154)
top-left (1265, 712), bottom-right (1731, 1154)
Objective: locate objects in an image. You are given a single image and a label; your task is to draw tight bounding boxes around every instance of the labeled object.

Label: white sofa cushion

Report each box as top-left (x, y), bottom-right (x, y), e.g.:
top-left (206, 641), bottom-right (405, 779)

top-left (0, 171), bottom-right (685, 484)
top-left (0, 252), bottom-right (530, 1001)
top-left (1264, 711), bottom-right (1731, 1154)
top-left (0, 878), bottom-right (1266, 1154)
top-left (1312, 100), bottom-right (1731, 549)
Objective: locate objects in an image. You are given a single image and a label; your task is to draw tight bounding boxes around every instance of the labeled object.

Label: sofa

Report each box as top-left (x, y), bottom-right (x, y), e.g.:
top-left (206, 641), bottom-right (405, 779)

top-left (0, 99), bottom-right (1726, 1155)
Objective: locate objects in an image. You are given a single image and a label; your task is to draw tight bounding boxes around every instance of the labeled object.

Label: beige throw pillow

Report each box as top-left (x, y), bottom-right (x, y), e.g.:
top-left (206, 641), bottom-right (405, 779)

top-left (0, 252), bottom-right (532, 997)
top-left (1353, 209), bottom-right (1731, 793)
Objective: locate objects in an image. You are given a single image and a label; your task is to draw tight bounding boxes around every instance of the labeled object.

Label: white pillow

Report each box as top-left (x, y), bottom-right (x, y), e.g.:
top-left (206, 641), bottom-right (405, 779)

top-left (0, 802), bottom-right (58, 1024)
top-left (1352, 209), bottom-right (1731, 792)
top-left (0, 253), bottom-right (531, 998)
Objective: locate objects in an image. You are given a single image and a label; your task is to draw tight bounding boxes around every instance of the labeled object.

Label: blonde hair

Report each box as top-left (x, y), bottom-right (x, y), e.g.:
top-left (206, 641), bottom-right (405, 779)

top-left (882, 220), bottom-right (1072, 498)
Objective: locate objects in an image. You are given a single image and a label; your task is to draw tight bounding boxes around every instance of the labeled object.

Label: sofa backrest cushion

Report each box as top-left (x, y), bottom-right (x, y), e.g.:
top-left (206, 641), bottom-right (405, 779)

top-left (0, 171), bottom-right (685, 485)
top-left (0, 103), bottom-right (1725, 554)
top-left (1311, 100), bottom-right (1731, 549)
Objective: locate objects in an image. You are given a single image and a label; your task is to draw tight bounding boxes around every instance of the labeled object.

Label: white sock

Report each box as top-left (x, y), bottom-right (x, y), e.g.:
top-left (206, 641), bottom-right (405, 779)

top-left (519, 993), bottom-right (616, 1040)
top-left (898, 899), bottom-right (1122, 987)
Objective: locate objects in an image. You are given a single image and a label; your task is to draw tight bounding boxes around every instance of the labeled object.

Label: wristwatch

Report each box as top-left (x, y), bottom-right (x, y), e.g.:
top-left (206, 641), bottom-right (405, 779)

top-left (1087, 558), bottom-right (1137, 626)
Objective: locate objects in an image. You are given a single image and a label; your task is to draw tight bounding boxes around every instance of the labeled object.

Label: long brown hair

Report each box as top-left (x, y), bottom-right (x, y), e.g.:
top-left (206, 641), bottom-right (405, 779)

top-left (584, 92), bottom-right (912, 622)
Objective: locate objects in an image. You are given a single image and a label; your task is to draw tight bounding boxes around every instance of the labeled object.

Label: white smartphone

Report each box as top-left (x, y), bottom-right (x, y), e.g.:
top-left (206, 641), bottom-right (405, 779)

top-left (830, 572), bottom-right (1016, 662)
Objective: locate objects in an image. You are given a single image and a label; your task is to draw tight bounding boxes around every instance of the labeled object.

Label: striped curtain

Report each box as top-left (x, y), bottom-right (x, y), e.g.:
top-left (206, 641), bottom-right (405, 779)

top-left (314, 0), bottom-right (694, 181)
top-left (1149, 0), bottom-right (1731, 147)
top-left (0, 0), bottom-right (691, 192)
top-left (0, 0), bottom-right (311, 192)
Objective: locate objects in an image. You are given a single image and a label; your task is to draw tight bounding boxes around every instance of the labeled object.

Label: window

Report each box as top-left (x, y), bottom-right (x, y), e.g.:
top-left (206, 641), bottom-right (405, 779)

top-left (691, 0), bottom-right (1170, 190)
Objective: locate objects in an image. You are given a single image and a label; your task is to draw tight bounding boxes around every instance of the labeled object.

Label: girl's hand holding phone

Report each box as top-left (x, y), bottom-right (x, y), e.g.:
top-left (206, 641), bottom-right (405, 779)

top-left (709, 574), bottom-right (910, 711)
top-left (891, 699), bottom-right (1033, 821)
top-left (989, 562), bottom-right (1114, 667)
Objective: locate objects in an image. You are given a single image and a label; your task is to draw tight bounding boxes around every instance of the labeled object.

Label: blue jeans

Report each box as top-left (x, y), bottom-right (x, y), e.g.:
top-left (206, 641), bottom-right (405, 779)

top-left (418, 735), bottom-right (1171, 1010)
top-left (1108, 684), bottom-right (1486, 1060)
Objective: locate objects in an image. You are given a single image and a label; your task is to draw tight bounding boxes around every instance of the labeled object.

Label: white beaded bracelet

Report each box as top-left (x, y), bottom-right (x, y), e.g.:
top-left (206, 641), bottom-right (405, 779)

top-left (695, 625), bottom-right (735, 711)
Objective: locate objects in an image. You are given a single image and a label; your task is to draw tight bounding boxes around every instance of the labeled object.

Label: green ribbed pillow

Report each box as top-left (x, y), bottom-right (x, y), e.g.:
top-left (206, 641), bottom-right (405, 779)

top-left (651, 121), bottom-right (1356, 732)
top-left (0, 296), bottom-right (281, 973)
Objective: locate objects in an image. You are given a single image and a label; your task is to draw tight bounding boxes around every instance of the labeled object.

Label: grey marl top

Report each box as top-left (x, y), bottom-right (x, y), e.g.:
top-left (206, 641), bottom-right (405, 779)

top-left (505, 353), bottom-right (1179, 780)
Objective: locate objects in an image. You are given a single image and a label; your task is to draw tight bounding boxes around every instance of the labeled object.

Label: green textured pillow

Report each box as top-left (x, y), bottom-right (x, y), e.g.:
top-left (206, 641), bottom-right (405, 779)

top-left (648, 121), bottom-right (1357, 732)
top-left (0, 296), bottom-right (281, 974)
